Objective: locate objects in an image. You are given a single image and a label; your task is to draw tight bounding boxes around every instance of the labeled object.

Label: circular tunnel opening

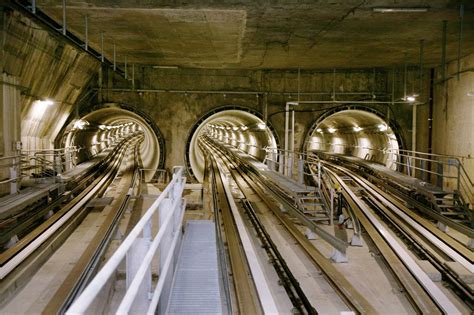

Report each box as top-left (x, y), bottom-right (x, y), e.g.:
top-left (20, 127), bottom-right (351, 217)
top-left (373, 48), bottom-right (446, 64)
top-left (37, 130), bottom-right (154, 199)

top-left (61, 107), bottom-right (164, 176)
top-left (305, 108), bottom-right (401, 168)
top-left (186, 108), bottom-right (278, 182)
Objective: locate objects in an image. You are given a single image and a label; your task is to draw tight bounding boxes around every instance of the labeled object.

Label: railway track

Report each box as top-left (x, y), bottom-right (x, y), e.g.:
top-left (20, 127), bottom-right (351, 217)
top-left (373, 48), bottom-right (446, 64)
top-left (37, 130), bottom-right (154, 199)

top-left (0, 133), bottom-right (143, 306)
top-left (201, 136), bottom-right (376, 314)
top-left (323, 162), bottom-right (466, 314)
top-left (43, 135), bottom-right (144, 314)
top-left (320, 161), bottom-right (472, 311)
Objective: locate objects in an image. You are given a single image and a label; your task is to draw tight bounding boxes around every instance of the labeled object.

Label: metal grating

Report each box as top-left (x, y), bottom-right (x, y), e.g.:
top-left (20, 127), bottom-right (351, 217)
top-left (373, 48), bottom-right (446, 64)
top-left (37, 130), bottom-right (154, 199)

top-left (167, 220), bottom-right (224, 314)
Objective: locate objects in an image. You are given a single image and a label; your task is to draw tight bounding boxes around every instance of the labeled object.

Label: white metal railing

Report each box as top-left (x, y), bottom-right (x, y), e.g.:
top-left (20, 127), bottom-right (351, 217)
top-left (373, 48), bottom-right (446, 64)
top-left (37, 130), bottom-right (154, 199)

top-left (66, 166), bottom-right (186, 315)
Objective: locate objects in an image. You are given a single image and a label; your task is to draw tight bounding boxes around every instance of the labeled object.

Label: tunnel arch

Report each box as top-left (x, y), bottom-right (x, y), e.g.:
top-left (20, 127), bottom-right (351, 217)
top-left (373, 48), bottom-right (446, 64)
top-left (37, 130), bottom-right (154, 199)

top-left (185, 105), bottom-right (280, 182)
top-left (93, 103), bottom-right (167, 169)
top-left (303, 105), bottom-right (405, 167)
top-left (61, 103), bottom-right (166, 174)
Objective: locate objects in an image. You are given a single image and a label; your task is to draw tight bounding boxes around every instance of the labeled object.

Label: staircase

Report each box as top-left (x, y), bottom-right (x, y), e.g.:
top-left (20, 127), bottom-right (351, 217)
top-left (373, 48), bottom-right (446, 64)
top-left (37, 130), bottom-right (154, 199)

top-left (296, 189), bottom-right (330, 223)
top-left (432, 191), bottom-right (472, 226)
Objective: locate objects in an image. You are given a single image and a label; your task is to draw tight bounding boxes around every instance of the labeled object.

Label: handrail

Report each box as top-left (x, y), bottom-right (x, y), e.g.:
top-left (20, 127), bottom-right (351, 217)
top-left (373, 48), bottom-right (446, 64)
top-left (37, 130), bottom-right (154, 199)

top-left (66, 166), bottom-right (186, 315)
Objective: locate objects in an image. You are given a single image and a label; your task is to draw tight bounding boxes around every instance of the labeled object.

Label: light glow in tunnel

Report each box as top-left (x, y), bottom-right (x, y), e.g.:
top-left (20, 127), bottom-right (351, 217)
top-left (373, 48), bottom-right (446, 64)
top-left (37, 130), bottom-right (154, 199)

top-left (306, 109), bottom-right (400, 169)
top-left (61, 107), bottom-right (163, 179)
top-left (187, 109), bottom-right (278, 182)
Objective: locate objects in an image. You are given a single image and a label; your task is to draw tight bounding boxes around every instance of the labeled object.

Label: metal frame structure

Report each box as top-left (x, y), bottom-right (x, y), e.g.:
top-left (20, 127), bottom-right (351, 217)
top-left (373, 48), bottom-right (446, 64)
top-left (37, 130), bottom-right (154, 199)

top-left (66, 166), bottom-right (186, 315)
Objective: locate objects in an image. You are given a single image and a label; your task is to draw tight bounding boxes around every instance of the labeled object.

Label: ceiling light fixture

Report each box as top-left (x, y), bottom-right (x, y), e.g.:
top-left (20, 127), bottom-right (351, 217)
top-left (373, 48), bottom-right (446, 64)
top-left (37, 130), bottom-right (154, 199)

top-left (152, 65), bottom-right (179, 69)
top-left (467, 92), bottom-right (474, 97)
top-left (353, 126), bottom-right (362, 132)
top-left (328, 127), bottom-right (336, 133)
top-left (257, 123), bottom-right (267, 130)
top-left (378, 124), bottom-right (388, 132)
top-left (316, 128), bottom-right (323, 133)
top-left (373, 7), bottom-right (429, 13)
top-left (406, 95), bottom-right (416, 102)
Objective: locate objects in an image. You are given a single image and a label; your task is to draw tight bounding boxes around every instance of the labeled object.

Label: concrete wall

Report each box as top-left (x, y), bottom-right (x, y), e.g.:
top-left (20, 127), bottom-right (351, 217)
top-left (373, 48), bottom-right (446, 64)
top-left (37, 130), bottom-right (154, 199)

top-left (433, 53), bottom-right (474, 184)
top-left (2, 9), bottom-right (99, 153)
top-left (94, 67), bottom-right (423, 171)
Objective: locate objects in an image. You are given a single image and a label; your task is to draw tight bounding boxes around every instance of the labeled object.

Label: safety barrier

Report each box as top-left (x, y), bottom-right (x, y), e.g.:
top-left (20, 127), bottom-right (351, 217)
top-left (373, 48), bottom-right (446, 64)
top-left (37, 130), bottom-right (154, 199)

top-left (66, 166), bottom-right (186, 314)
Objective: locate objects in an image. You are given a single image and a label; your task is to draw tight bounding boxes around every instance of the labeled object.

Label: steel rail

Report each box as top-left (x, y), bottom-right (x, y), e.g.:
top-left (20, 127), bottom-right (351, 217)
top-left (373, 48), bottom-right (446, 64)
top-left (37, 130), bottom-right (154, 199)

top-left (206, 137), bottom-right (348, 254)
top-left (208, 155), bottom-right (263, 314)
top-left (0, 136), bottom-right (137, 280)
top-left (363, 196), bottom-right (473, 304)
top-left (42, 136), bottom-right (144, 314)
top-left (206, 141), bottom-right (317, 314)
top-left (0, 135), bottom-right (135, 266)
top-left (329, 163), bottom-right (473, 272)
top-left (202, 137), bottom-right (376, 314)
top-left (324, 165), bottom-right (460, 314)
top-left (310, 152), bottom-right (473, 235)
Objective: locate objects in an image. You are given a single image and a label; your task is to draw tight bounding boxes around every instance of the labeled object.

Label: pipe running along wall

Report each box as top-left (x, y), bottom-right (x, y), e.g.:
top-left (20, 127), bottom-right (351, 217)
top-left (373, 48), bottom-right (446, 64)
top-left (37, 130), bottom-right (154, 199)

top-left (187, 109), bottom-right (277, 182)
top-left (60, 108), bottom-right (162, 179)
top-left (306, 109), bottom-right (400, 168)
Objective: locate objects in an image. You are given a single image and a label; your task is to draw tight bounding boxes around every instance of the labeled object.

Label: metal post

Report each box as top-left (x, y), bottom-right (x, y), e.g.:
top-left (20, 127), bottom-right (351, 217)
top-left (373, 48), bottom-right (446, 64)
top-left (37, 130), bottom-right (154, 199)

top-left (290, 109), bottom-right (295, 177)
top-left (62, 0), bottom-right (67, 35)
top-left (132, 64), bottom-right (135, 90)
top-left (100, 32), bottom-right (104, 63)
top-left (441, 21), bottom-right (447, 84)
top-left (298, 156), bottom-right (304, 185)
top-left (113, 41), bottom-right (116, 71)
top-left (125, 56), bottom-right (128, 79)
top-left (403, 53), bottom-right (407, 100)
top-left (441, 20), bottom-right (447, 119)
top-left (332, 68), bottom-right (336, 100)
top-left (412, 104), bottom-right (417, 177)
top-left (419, 40), bottom-right (424, 96)
top-left (84, 15), bottom-right (88, 51)
top-left (9, 167), bottom-right (17, 195)
top-left (284, 103), bottom-right (289, 176)
top-left (318, 162), bottom-right (321, 190)
top-left (330, 188), bottom-right (334, 226)
top-left (457, 5), bottom-right (464, 81)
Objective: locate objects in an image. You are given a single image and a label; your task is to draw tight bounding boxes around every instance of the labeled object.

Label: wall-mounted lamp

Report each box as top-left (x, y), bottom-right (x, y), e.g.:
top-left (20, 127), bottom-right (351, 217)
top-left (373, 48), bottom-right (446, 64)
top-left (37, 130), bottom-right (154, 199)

top-left (373, 7), bottom-right (429, 13)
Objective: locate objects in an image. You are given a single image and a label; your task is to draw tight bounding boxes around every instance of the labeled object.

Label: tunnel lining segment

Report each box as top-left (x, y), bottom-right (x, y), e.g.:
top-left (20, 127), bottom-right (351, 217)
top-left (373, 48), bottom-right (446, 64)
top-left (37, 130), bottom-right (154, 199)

top-left (185, 105), bottom-right (280, 182)
top-left (303, 105), bottom-right (405, 154)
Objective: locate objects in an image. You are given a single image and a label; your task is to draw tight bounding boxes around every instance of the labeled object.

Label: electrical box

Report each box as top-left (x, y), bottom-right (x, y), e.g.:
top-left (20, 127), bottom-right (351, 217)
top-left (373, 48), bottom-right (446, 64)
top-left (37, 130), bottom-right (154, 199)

top-left (14, 141), bottom-right (22, 151)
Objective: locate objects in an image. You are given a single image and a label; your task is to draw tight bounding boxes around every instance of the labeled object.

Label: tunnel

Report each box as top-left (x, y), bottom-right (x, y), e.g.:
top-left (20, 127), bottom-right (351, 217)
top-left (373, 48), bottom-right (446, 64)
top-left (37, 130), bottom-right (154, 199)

top-left (186, 108), bottom-right (278, 182)
top-left (304, 107), bottom-right (401, 169)
top-left (60, 107), bottom-right (164, 179)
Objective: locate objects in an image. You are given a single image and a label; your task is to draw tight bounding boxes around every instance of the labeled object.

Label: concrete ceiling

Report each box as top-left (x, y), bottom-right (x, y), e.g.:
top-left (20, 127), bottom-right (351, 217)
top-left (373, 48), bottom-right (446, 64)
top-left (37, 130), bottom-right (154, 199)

top-left (37, 0), bottom-right (474, 69)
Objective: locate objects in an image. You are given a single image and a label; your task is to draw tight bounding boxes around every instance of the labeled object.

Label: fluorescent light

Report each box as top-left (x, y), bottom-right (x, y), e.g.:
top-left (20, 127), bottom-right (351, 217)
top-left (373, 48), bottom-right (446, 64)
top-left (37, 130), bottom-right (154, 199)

top-left (37, 99), bottom-right (54, 106)
top-left (152, 65), bottom-right (179, 69)
top-left (353, 126), bottom-right (362, 132)
top-left (257, 123), bottom-right (266, 130)
top-left (31, 99), bottom-right (54, 118)
top-left (378, 124), bottom-right (388, 131)
top-left (73, 119), bottom-right (89, 130)
top-left (406, 95), bottom-right (416, 102)
top-left (328, 127), bottom-right (336, 133)
top-left (316, 128), bottom-right (323, 133)
top-left (373, 7), bottom-right (429, 13)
